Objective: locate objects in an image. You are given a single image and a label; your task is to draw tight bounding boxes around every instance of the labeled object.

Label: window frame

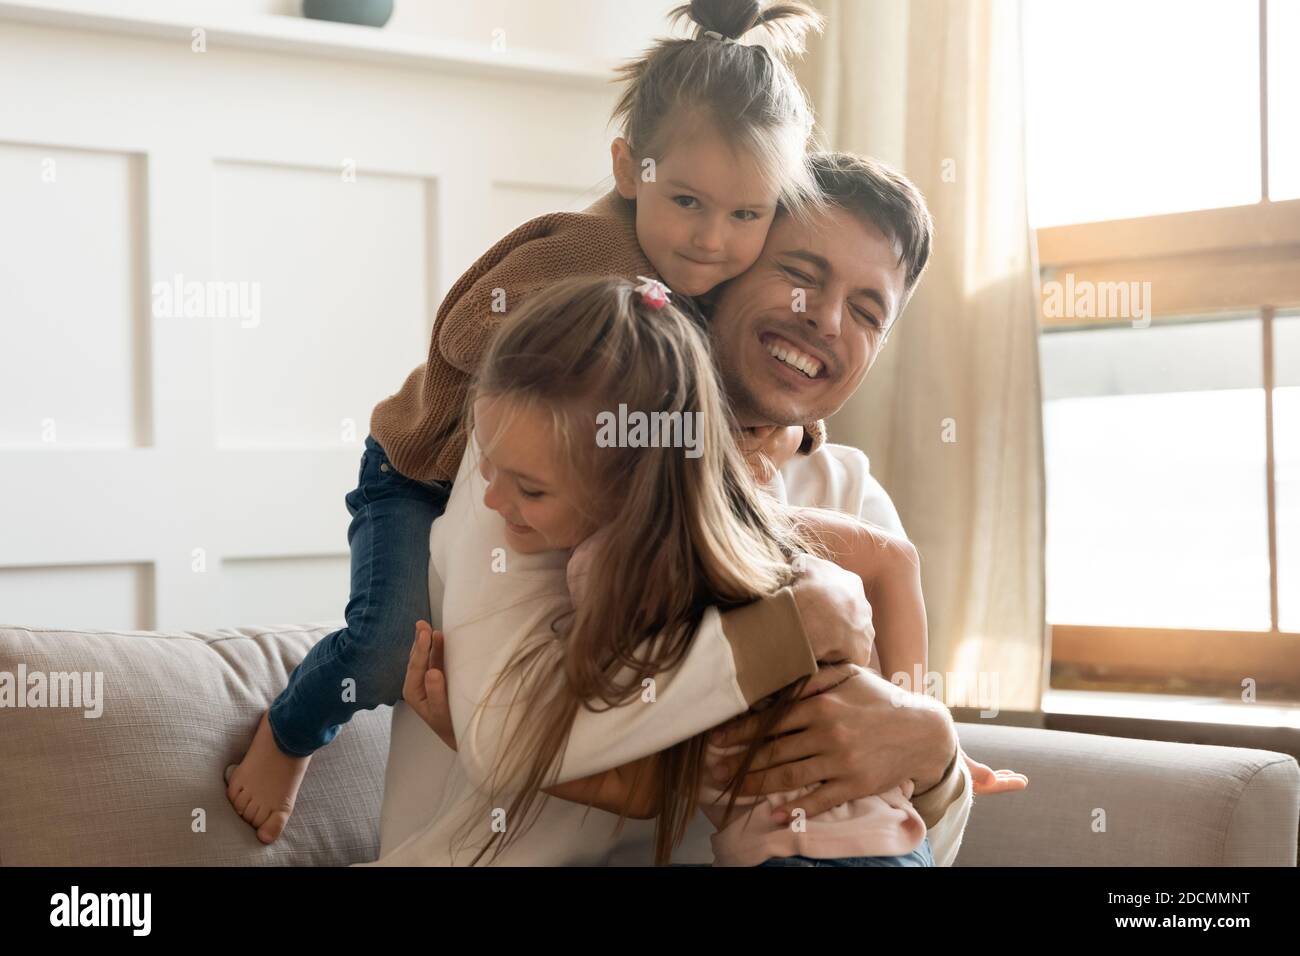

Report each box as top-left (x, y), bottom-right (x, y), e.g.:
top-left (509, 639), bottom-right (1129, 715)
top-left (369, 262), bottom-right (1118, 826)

top-left (1037, 0), bottom-right (1300, 701)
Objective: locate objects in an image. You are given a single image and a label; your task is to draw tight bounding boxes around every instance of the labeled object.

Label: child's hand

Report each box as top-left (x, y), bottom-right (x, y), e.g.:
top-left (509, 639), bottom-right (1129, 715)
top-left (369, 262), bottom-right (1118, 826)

top-left (963, 749), bottom-right (1027, 794)
top-left (739, 425), bottom-right (804, 484)
top-left (403, 620), bottom-right (457, 751)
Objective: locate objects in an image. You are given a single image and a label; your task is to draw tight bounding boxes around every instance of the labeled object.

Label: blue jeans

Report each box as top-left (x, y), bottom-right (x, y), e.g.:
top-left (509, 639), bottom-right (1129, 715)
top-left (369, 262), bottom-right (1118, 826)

top-left (757, 837), bottom-right (934, 868)
top-left (267, 435), bottom-right (451, 757)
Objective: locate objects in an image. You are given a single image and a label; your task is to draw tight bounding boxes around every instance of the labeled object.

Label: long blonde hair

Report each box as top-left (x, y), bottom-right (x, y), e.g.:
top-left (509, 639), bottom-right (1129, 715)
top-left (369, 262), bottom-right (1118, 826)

top-left (463, 275), bottom-right (818, 864)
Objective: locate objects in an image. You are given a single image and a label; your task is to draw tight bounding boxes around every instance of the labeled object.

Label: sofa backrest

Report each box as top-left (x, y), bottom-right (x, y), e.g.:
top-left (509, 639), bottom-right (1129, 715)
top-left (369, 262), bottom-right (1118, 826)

top-left (0, 623), bottom-right (389, 866)
top-left (4, 622), bottom-right (1297, 867)
top-left (955, 721), bottom-right (1300, 866)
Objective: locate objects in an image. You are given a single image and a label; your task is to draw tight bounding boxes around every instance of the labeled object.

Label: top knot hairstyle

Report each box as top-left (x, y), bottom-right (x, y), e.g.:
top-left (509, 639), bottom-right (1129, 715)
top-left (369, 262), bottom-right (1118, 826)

top-left (674, 0), bottom-right (824, 57)
top-left (612, 0), bottom-right (827, 221)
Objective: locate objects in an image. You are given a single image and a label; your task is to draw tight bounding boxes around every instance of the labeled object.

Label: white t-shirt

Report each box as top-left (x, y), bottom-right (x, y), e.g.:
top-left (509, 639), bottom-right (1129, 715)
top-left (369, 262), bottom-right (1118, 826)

top-left (367, 441), bottom-right (972, 867)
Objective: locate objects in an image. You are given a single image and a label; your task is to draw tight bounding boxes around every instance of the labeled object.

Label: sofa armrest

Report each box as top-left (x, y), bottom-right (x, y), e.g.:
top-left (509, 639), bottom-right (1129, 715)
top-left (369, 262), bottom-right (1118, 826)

top-left (955, 721), bottom-right (1299, 866)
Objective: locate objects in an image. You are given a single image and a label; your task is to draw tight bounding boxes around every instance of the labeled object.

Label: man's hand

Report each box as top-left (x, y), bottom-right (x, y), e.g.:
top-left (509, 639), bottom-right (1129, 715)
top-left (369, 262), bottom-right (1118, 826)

top-left (707, 666), bottom-right (958, 821)
top-left (403, 620), bottom-right (457, 752)
top-left (788, 552), bottom-right (875, 668)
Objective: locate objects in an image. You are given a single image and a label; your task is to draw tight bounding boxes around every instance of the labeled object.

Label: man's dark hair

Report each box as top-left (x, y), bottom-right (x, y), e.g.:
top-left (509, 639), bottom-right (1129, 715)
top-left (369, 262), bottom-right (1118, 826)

top-left (805, 151), bottom-right (934, 300)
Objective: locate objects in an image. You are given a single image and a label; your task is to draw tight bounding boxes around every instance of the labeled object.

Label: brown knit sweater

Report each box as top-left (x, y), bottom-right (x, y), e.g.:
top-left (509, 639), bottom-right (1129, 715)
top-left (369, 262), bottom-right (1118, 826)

top-left (370, 190), bottom-right (825, 483)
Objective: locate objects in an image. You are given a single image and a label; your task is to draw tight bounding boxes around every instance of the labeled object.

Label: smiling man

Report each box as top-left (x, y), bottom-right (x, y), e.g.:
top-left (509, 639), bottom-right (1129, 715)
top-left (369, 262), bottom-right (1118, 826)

top-left (373, 151), bottom-right (971, 868)
top-left (712, 192), bottom-right (919, 430)
top-left (620, 152), bottom-right (959, 864)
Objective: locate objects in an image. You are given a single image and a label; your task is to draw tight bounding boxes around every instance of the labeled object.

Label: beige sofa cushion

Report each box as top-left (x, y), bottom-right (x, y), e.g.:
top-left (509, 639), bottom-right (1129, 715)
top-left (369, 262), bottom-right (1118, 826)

top-left (5, 623), bottom-right (1297, 867)
top-left (954, 722), bottom-right (1299, 866)
top-left (0, 623), bottom-right (390, 866)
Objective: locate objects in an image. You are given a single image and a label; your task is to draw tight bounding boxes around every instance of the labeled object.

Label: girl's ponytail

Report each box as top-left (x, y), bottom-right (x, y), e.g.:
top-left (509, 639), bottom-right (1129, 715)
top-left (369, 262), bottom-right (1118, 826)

top-left (671, 0), bottom-right (824, 62)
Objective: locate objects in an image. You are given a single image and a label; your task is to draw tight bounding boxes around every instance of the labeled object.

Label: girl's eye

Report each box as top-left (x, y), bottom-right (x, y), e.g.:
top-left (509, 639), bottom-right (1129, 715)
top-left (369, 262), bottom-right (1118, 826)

top-left (519, 488), bottom-right (545, 500)
top-left (733, 210), bottom-right (760, 222)
top-left (673, 195), bottom-right (700, 209)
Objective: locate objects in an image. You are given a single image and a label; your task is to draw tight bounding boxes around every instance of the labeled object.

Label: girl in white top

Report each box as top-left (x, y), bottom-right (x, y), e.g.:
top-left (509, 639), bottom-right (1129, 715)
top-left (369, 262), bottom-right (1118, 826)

top-left (403, 273), bottom-right (952, 866)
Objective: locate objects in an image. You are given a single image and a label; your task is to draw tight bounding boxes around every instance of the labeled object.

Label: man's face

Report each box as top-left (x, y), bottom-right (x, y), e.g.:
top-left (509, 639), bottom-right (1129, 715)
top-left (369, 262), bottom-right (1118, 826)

top-left (709, 206), bottom-right (908, 428)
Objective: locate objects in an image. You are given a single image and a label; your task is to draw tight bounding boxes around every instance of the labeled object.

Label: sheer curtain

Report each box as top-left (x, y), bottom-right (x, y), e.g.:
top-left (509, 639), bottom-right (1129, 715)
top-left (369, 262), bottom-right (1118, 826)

top-left (799, 0), bottom-right (1047, 712)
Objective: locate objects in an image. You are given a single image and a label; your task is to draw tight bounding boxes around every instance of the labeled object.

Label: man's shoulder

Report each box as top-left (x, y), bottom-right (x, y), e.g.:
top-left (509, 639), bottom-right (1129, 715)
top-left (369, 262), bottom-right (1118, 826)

top-left (780, 442), bottom-right (905, 537)
top-left (780, 441), bottom-right (874, 502)
top-left (800, 440), bottom-right (875, 474)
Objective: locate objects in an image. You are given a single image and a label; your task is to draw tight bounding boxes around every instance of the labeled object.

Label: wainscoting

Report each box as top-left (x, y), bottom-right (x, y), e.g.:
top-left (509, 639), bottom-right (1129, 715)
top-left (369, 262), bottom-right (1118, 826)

top-left (0, 2), bottom-right (625, 630)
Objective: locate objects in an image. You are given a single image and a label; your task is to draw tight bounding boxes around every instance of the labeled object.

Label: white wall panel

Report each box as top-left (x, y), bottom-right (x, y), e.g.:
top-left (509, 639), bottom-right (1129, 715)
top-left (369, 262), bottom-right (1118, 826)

top-left (0, 7), bottom-right (623, 630)
top-left (211, 161), bottom-right (432, 448)
top-left (488, 179), bottom-right (600, 238)
top-left (219, 554), bottom-right (348, 628)
top-left (0, 562), bottom-right (154, 631)
top-left (0, 142), bottom-right (147, 449)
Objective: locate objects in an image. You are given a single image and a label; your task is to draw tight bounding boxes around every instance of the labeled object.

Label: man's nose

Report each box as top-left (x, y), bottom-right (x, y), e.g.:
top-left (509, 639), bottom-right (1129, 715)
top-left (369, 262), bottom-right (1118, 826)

top-left (804, 290), bottom-right (844, 337)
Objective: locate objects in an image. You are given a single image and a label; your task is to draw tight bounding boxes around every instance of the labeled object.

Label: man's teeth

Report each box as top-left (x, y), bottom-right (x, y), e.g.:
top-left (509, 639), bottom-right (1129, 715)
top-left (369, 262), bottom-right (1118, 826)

top-left (765, 339), bottom-right (822, 378)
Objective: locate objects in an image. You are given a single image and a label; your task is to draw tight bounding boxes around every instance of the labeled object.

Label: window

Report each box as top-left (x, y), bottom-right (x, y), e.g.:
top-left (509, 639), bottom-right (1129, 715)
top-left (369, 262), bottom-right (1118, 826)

top-left (1042, 317), bottom-right (1269, 631)
top-left (1025, 1), bottom-right (1300, 699)
top-left (1024, 0), bottom-right (1261, 226)
top-left (1267, 0), bottom-right (1300, 201)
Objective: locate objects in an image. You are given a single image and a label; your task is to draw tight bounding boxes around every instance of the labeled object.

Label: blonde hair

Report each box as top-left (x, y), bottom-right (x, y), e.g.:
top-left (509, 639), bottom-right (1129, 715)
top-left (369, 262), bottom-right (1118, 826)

top-left (612, 0), bottom-right (827, 222)
top-left (462, 275), bottom-right (820, 865)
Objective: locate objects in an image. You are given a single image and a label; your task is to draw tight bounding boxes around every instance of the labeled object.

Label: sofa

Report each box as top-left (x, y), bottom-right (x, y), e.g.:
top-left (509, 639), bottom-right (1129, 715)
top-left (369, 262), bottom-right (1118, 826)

top-left (2, 622), bottom-right (1297, 866)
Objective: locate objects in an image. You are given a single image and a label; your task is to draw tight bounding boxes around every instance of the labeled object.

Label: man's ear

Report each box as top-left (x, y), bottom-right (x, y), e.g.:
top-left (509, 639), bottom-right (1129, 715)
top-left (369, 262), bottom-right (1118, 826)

top-left (610, 137), bottom-right (639, 200)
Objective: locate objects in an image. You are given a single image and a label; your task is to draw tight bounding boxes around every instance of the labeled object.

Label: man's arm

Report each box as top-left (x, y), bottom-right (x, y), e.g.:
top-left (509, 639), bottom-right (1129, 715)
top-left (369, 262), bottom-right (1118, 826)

top-left (912, 735), bottom-right (973, 868)
top-left (721, 446), bottom-right (975, 864)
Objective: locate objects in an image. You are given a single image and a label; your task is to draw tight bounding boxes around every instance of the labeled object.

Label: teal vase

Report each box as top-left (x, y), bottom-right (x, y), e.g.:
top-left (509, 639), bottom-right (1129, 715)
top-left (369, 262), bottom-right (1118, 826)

top-left (303, 0), bottom-right (394, 28)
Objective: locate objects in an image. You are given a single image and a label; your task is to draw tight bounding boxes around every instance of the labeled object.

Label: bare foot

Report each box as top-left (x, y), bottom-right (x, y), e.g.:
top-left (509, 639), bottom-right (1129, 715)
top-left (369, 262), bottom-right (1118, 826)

top-left (225, 712), bottom-right (310, 844)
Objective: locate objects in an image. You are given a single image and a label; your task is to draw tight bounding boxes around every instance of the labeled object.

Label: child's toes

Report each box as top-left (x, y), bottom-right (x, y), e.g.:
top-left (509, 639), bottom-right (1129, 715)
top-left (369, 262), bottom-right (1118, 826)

top-left (243, 797), bottom-right (266, 824)
top-left (257, 811), bottom-right (291, 845)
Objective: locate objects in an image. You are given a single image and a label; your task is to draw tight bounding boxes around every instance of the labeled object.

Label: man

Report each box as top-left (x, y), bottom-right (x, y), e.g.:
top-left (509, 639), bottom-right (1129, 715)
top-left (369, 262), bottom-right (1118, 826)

top-left (374, 151), bottom-right (971, 866)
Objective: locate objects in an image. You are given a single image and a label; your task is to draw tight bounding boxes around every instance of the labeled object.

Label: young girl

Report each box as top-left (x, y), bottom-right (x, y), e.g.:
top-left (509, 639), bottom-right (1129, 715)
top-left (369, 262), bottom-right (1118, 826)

top-left (226, 0), bottom-right (829, 844)
top-left (394, 273), bottom-right (954, 867)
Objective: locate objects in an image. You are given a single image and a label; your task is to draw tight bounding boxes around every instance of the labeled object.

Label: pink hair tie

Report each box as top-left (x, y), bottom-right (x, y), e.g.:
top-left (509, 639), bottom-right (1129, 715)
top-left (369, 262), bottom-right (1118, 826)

top-left (635, 276), bottom-right (671, 310)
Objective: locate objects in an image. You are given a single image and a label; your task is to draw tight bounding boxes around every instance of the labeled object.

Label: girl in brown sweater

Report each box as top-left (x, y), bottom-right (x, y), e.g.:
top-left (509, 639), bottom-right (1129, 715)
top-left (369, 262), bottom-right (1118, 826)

top-left (225, 0), bottom-right (830, 844)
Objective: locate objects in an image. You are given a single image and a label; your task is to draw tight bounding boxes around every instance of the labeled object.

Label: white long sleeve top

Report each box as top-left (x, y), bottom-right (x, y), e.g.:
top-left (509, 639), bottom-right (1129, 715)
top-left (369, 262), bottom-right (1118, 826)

top-left (369, 439), bottom-right (972, 867)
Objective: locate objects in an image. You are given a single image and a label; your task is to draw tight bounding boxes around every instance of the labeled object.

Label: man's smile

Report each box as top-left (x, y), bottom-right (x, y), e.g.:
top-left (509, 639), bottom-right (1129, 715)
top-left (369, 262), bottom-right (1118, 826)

top-left (759, 331), bottom-right (829, 381)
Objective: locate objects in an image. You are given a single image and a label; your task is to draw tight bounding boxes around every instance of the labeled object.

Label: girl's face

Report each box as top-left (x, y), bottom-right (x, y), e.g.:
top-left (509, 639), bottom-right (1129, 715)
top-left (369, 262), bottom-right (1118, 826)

top-left (613, 123), bottom-right (781, 297)
top-left (473, 396), bottom-right (595, 555)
